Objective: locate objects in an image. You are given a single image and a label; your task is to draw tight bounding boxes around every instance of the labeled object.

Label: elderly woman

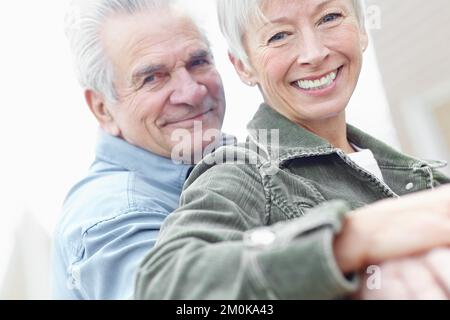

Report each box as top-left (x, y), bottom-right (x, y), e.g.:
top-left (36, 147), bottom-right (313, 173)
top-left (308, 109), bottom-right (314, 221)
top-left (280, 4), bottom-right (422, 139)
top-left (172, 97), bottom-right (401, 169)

top-left (135, 0), bottom-right (450, 299)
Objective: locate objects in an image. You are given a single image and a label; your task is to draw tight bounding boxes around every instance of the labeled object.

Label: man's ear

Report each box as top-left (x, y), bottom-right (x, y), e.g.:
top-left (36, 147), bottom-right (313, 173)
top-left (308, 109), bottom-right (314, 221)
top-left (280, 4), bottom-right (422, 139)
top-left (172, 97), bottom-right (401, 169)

top-left (84, 89), bottom-right (121, 137)
top-left (228, 52), bottom-right (257, 87)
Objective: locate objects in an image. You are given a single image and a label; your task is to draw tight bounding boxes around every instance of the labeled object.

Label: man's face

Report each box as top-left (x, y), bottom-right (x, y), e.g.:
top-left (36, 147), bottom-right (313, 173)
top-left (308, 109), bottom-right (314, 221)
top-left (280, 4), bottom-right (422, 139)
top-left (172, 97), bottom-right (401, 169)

top-left (101, 10), bottom-right (226, 159)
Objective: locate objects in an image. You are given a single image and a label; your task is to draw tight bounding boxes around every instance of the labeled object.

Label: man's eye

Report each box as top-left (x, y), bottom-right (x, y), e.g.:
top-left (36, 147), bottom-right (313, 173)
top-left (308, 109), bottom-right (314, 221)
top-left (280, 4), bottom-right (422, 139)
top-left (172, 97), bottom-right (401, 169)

top-left (268, 32), bottom-right (289, 44)
top-left (143, 74), bottom-right (156, 84)
top-left (320, 13), bottom-right (343, 24)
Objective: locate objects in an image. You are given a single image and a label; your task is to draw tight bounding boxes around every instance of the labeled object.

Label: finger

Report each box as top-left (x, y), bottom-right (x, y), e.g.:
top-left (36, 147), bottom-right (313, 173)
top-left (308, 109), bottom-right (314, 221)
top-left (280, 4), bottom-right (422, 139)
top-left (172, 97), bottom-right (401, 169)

top-left (398, 258), bottom-right (447, 300)
top-left (424, 248), bottom-right (450, 295)
top-left (360, 262), bottom-right (411, 300)
top-left (378, 261), bottom-right (413, 300)
top-left (363, 277), bottom-right (411, 300)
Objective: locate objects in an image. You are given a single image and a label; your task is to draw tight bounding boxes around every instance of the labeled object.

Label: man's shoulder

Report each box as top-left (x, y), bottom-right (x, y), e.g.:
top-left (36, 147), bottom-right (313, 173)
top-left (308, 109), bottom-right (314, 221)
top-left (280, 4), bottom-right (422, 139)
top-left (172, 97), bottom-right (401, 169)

top-left (55, 165), bottom-right (176, 248)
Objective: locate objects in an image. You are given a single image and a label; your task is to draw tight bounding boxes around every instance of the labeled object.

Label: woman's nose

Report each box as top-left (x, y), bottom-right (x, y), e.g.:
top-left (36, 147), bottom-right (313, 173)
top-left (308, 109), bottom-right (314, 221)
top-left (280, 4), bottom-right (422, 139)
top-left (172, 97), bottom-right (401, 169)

top-left (296, 29), bottom-right (330, 66)
top-left (169, 68), bottom-right (208, 106)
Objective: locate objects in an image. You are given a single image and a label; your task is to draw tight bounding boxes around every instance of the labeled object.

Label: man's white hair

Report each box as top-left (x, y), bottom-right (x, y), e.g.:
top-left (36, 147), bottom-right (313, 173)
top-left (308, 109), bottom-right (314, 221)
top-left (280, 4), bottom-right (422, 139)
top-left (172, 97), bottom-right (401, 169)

top-left (65, 0), bottom-right (177, 102)
top-left (217, 0), bottom-right (366, 67)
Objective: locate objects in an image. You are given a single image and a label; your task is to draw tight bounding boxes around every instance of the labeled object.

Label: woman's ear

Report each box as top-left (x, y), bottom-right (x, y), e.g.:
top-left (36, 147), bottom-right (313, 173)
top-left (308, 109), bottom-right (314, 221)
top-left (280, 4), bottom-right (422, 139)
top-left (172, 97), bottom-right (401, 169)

top-left (228, 52), bottom-right (257, 87)
top-left (85, 89), bottom-right (121, 137)
top-left (360, 31), bottom-right (369, 52)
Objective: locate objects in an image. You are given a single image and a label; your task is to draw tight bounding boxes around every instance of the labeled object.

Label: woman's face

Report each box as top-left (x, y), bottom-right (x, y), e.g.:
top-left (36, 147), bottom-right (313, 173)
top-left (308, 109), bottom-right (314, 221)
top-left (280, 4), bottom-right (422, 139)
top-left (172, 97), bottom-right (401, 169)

top-left (237, 0), bottom-right (368, 125)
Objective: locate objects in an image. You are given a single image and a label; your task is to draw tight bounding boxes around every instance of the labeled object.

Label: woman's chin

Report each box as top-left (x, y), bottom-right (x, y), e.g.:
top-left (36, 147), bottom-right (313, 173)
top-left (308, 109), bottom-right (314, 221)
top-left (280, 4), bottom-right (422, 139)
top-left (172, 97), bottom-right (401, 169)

top-left (291, 103), bottom-right (347, 123)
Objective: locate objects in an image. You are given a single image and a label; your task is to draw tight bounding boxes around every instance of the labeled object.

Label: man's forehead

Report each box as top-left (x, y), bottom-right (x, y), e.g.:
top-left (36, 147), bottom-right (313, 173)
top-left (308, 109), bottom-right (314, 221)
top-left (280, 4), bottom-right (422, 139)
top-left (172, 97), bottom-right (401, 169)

top-left (103, 10), bottom-right (210, 73)
top-left (103, 8), bottom-right (205, 52)
top-left (131, 38), bottom-right (210, 66)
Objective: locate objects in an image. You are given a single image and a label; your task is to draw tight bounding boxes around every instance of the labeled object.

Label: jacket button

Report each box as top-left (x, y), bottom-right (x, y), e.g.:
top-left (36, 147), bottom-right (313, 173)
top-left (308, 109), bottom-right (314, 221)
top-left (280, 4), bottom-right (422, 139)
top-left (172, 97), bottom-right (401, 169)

top-left (406, 183), bottom-right (414, 191)
top-left (244, 229), bottom-right (276, 248)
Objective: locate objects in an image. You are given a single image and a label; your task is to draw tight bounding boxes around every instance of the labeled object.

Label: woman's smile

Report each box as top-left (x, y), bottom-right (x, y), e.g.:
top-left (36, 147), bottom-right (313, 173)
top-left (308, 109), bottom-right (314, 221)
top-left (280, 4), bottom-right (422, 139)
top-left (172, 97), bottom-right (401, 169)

top-left (291, 65), bottom-right (343, 97)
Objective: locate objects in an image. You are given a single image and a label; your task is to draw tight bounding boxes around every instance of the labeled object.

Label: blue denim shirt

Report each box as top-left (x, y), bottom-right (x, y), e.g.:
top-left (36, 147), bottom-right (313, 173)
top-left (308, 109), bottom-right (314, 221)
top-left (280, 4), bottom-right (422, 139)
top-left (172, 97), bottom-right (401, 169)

top-left (52, 130), bottom-right (191, 299)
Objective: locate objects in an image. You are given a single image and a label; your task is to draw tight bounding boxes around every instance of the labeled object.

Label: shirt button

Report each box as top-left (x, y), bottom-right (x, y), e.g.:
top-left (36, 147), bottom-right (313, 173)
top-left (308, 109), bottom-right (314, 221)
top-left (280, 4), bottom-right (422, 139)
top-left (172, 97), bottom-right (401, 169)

top-left (67, 265), bottom-right (81, 290)
top-left (244, 229), bottom-right (276, 248)
top-left (405, 183), bottom-right (414, 191)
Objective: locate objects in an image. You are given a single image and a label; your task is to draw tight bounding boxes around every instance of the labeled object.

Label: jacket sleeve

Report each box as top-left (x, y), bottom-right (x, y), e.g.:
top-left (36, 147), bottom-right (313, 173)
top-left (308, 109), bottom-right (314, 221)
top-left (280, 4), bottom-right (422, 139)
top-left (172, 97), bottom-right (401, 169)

top-left (135, 163), bottom-right (358, 299)
top-left (433, 169), bottom-right (450, 186)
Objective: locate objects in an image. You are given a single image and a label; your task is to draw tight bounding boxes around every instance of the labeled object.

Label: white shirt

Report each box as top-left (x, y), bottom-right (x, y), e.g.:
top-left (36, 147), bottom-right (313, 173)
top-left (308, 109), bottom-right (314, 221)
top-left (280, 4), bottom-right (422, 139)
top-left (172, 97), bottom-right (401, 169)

top-left (348, 145), bottom-right (384, 182)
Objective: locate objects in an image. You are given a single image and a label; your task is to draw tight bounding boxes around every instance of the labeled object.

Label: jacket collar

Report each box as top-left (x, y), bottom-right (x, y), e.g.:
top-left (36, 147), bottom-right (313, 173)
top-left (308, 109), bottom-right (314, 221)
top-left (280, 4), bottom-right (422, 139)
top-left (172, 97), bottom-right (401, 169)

top-left (346, 125), bottom-right (420, 169)
top-left (247, 104), bottom-right (429, 169)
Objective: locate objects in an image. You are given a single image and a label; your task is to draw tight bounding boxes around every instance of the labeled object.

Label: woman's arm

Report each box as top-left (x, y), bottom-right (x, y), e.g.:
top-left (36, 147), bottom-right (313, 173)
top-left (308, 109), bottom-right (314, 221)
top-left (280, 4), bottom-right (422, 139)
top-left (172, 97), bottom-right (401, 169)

top-left (135, 161), bottom-right (450, 299)
top-left (135, 163), bottom-right (358, 299)
top-left (334, 185), bottom-right (450, 273)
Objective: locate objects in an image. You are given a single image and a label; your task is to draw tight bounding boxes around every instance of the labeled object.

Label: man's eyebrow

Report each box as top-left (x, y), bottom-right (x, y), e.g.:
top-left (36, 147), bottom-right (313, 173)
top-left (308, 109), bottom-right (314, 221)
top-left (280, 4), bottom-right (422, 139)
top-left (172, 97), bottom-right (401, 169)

top-left (131, 50), bottom-right (211, 84)
top-left (132, 64), bottom-right (165, 84)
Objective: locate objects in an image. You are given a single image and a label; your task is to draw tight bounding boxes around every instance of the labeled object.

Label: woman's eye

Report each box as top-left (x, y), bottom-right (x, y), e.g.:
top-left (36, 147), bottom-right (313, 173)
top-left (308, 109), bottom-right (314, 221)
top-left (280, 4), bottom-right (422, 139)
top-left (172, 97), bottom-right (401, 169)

top-left (320, 13), bottom-right (343, 24)
top-left (191, 58), bottom-right (209, 68)
top-left (268, 32), bottom-right (289, 44)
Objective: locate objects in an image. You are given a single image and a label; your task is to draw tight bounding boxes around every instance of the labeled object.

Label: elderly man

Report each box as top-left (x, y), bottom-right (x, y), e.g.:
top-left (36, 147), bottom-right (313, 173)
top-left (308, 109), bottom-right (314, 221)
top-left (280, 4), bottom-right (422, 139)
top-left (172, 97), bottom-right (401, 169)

top-left (52, 0), bottom-right (226, 299)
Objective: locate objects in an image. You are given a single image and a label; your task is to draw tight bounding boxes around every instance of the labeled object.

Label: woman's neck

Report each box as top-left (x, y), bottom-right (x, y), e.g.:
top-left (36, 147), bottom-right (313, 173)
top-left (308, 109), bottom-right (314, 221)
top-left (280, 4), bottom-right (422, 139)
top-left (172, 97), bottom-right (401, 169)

top-left (297, 114), bottom-right (355, 154)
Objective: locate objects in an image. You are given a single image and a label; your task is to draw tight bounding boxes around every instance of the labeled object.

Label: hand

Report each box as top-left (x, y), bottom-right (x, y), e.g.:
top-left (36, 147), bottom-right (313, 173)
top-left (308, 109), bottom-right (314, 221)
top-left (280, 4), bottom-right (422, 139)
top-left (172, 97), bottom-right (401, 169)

top-left (358, 248), bottom-right (450, 300)
top-left (334, 184), bottom-right (450, 273)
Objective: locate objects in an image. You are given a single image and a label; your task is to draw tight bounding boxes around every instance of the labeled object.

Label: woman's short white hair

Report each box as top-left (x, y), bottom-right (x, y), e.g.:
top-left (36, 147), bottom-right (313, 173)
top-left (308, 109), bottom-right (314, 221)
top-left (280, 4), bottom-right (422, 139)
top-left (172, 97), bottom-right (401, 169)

top-left (217, 0), bottom-right (366, 67)
top-left (65, 0), bottom-right (175, 102)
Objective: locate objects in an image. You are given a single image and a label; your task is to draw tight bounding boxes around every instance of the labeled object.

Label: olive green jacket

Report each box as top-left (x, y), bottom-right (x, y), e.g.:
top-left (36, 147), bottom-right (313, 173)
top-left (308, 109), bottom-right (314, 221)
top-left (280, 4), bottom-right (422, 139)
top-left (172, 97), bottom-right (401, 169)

top-left (135, 104), bottom-right (449, 299)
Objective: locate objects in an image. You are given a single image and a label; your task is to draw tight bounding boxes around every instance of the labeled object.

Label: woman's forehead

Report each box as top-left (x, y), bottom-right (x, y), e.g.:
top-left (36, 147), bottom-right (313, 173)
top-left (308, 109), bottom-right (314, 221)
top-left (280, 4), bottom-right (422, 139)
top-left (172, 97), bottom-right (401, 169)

top-left (258, 0), bottom-right (352, 19)
top-left (246, 0), bottom-right (357, 34)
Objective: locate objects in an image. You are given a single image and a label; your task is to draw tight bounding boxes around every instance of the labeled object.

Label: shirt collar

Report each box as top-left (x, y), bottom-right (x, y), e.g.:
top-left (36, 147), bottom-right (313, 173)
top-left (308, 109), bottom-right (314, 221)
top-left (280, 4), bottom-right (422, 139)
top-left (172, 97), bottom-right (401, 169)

top-left (95, 129), bottom-right (192, 190)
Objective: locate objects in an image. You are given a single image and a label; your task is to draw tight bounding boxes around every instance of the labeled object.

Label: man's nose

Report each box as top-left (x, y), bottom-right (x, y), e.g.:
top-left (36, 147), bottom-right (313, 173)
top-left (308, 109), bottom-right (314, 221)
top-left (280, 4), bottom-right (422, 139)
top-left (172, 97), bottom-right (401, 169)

top-left (296, 29), bottom-right (330, 67)
top-left (169, 68), bottom-right (208, 106)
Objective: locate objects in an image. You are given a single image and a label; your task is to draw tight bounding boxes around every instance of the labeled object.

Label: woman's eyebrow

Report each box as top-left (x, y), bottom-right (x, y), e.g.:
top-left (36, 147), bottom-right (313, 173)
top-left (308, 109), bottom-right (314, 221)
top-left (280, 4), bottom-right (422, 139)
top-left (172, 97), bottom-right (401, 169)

top-left (256, 16), bottom-right (290, 33)
top-left (258, 0), bottom-right (340, 30)
top-left (189, 49), bottom-right (211, 60)
top-left (315, 0), bottom-right (341, 12)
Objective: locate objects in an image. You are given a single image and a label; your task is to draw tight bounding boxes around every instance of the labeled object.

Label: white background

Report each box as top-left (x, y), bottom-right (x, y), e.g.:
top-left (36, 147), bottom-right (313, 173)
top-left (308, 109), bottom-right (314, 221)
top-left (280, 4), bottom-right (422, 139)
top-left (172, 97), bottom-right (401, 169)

top-left (0, 0), bottom-right (396, 297)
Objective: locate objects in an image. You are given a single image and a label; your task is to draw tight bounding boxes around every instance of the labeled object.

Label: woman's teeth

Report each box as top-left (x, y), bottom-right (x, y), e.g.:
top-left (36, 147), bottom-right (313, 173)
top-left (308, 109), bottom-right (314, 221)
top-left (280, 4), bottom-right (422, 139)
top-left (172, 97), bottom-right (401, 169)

top-left (296, 70), bottom-right (337, 90)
